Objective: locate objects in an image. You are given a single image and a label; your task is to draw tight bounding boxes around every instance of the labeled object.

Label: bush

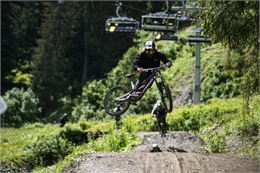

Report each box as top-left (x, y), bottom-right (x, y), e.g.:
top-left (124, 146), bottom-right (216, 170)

top-left (201, 45), bottom-right (243, 101)
top-left (2, 88), bottom-right (41, 127)
top-left (23, 133), bottom-right (73, 167)
top-left (204, 133), bottom-right (226, 153)
top-left (0, 160), bottom-right (20, 173)
top-left (90, 130), bottom-right (141, 152)
top-left (71, 80), bottom-right (108, 121)
top-left (122, 114), bottom-right (157, 133)
top-left (236, 121), bottom-right (259, 137)
top-left (22, 122), bottom-right (45, 129)
top-left (167, 98), bottom-right (242, 132)
top-left (45, 96), bottom-right (74, 123)
top-left (60, 125), bottom-right (88, 144)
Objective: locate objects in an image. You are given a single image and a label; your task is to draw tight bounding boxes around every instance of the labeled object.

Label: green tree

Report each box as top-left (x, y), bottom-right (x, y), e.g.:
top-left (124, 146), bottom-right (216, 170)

top-left (32, 2), bottom-right (79, 114)
top-left (1, 2), bottom-right (44, 92)
top-left (2, 87), bottom-right (41, 127)
top-left (31, 2), bottom-right (144, 115)
top-left (198, 1), bottom-right (259, 114)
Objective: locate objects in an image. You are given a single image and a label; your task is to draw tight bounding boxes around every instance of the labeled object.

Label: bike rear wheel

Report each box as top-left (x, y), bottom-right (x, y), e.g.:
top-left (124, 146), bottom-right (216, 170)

top-left (159, 122), bottom-right (167, 137)
top-left (158, 82), bottom-right (173, 113)
top-left (157, 116), bottom-right (167, 137)
top-left (104, 85), bottom-right (130, 116)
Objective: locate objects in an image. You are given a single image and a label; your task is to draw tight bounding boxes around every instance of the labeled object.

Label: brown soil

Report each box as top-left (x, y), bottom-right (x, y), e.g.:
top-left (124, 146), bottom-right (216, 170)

top-left (63, 132), bottom-right (260, 173)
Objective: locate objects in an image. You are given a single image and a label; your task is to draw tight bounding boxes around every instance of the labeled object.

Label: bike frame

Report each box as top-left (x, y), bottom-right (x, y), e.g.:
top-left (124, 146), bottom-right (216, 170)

top-left (115, 66), bottom-right (166, 103)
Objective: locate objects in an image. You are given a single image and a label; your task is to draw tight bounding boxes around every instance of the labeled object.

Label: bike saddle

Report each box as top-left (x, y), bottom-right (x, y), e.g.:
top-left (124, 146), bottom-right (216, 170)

top-left (125, 73), bottom-right (135, 78)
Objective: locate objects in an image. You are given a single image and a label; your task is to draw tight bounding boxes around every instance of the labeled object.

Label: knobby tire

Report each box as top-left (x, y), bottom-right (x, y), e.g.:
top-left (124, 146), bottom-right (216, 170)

top-left (104, 85), bottom-right (130, 116)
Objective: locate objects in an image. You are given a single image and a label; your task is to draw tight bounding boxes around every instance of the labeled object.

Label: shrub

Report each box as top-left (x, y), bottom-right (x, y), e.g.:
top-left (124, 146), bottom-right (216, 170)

top-left (236, 121), bottom-right (259, 137)
top-left (2, 88), bottom-right (41, 127)
top-left (60, 125), bottom-right (88, 144)
top-left (201, 45), bottom-right (243, 101)
top-left (45, 96), bottom-right (74, 123)
top-left (122, 114), bottom-right (157, 133)
top-left (204, 133), bottom-right (226, 153)
top-left (22, 122), bottom-right (45, 129)
top-left (90, 130), bottom-right (141, 152)
top-left (23, 133), bottom-right (73, 167)
top-left (0, 160), bottom-right (18, 173)
top-left (71, 80), bottom-right (108, 121)
top-left (168, 98), bottom-right (242, 132)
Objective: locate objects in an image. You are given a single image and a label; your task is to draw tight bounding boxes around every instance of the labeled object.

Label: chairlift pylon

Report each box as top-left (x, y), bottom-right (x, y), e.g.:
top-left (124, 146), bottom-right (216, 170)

top-left (105, 2), bottom-right (139, 33)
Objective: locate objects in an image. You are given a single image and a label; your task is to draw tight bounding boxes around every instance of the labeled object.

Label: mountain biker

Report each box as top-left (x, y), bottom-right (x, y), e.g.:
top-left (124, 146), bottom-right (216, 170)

top-left (132, 41), bottom-right (172, 96)
top-left (151, 100), bottom-right (168, 133)
top-left (151, 100), bottom-right (167, 118)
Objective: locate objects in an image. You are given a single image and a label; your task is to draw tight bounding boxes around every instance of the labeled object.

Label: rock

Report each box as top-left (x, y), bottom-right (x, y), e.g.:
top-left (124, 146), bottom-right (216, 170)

top-left (150, 143), bottom-right (162, 152)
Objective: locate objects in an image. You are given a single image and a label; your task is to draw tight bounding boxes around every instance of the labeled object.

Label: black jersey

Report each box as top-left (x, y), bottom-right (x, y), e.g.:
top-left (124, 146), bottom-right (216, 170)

top-left (133, 51), bottom-right (171, 71)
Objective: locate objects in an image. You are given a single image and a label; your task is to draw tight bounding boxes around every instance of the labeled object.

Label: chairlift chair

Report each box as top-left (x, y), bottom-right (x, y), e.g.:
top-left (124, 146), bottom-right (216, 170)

top-left (105, 17), bottom-right (139, 33)
top-left (174, 12), bottom-right (194, 31)
top-left (141, 0), bottom-right (193, 32)
top-left (105, 2), bottom-right (139, 33)
top-left (141, 0), bottom-right (176, 32)
top-left (141, 12), bottom-right (193, 32)
top-left (141, 13), bottom-right (177, 32)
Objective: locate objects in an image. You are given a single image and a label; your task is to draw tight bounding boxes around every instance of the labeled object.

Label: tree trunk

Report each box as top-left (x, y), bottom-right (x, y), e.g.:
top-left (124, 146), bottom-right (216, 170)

top-left (82, 43), bottom-right (88, 86)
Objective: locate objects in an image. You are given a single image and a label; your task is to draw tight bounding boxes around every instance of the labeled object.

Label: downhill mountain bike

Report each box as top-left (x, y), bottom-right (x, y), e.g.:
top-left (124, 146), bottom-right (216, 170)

top-left (156, 113), bottom-right (167, 137)
top-left (104, 66), bottom-right (173, 116)
top-left (151, 101), bottom-right (168, 137)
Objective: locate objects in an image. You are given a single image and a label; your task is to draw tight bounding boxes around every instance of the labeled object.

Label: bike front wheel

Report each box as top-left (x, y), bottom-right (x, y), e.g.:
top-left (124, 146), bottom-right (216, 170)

top-left (104, 85), bottom-right (130, 116)
top-left (158, 82), bottom-right (173, 113)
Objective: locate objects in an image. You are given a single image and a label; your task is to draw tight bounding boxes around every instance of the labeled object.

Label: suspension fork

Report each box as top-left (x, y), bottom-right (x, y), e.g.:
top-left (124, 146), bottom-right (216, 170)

top-left (155, 79), bottom-right (163, 97)
top-left (155, 72), bottom-right (164, 96)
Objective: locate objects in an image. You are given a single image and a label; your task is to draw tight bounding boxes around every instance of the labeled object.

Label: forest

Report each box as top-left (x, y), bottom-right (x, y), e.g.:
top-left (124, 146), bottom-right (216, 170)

top-left (0, 1), bottom-right (259, 172)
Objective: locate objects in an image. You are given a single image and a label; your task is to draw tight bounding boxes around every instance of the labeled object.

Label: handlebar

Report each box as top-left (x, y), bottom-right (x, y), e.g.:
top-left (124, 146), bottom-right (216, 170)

top-left (142, 65), bottom-right (166, 72)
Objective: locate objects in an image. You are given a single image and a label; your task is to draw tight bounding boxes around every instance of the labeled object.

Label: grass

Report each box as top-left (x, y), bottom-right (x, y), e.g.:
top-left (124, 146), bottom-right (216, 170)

top-left (0, 123), bottom-right (60, 172)
top-left (0, 126), bottom-right (43, 161)
top-left (1, 96), bottom-right (259, 172)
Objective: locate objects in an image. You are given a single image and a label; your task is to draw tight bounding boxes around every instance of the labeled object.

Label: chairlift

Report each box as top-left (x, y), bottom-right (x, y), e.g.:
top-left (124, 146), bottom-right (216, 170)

top-left (105, 2), bottom-right (139, 33)
top-left (105, 17), bottom-right (139, 33)
top-left (141, 0), bottom-right (193, 32)
top-left (141, 12), bottom-right (193, 32)
top-left (141, 0), bottom-right (174, 32)
top-left (141, 13), bottom-right (176, 32)
top-left (170, 0), bottom-right (204, 30)
top-left (174, 12), bottom-right (194, 31)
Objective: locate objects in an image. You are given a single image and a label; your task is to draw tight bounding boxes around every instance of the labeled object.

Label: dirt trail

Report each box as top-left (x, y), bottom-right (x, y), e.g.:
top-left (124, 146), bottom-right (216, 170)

top-left (64, 132), bottom-right (259, 173)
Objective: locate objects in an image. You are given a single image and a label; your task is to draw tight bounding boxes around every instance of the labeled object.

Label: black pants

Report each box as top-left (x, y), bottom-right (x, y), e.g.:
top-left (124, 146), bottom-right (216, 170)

top-left (134, 72), bottom-right (153, 92)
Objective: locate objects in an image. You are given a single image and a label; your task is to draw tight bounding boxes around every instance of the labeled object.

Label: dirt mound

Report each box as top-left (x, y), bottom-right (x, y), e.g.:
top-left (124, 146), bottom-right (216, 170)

top-left (134, 131), bottom-right (204, 153)
top-left (63, 132), bottom-right (259, 173)
top-left (68, 152), bottom-right (259, 173)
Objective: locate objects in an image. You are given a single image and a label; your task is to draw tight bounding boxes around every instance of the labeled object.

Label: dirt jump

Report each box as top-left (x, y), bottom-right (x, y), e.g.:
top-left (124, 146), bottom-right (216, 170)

top-left (64, 132), bottom-right (259, 173)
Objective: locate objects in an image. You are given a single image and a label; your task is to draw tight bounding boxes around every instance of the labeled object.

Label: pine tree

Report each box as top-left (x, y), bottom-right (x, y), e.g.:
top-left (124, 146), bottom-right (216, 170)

top-left (32, 2), bottom-right (80, 114)
top-left (1, 1), bottom-right (43, 92)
